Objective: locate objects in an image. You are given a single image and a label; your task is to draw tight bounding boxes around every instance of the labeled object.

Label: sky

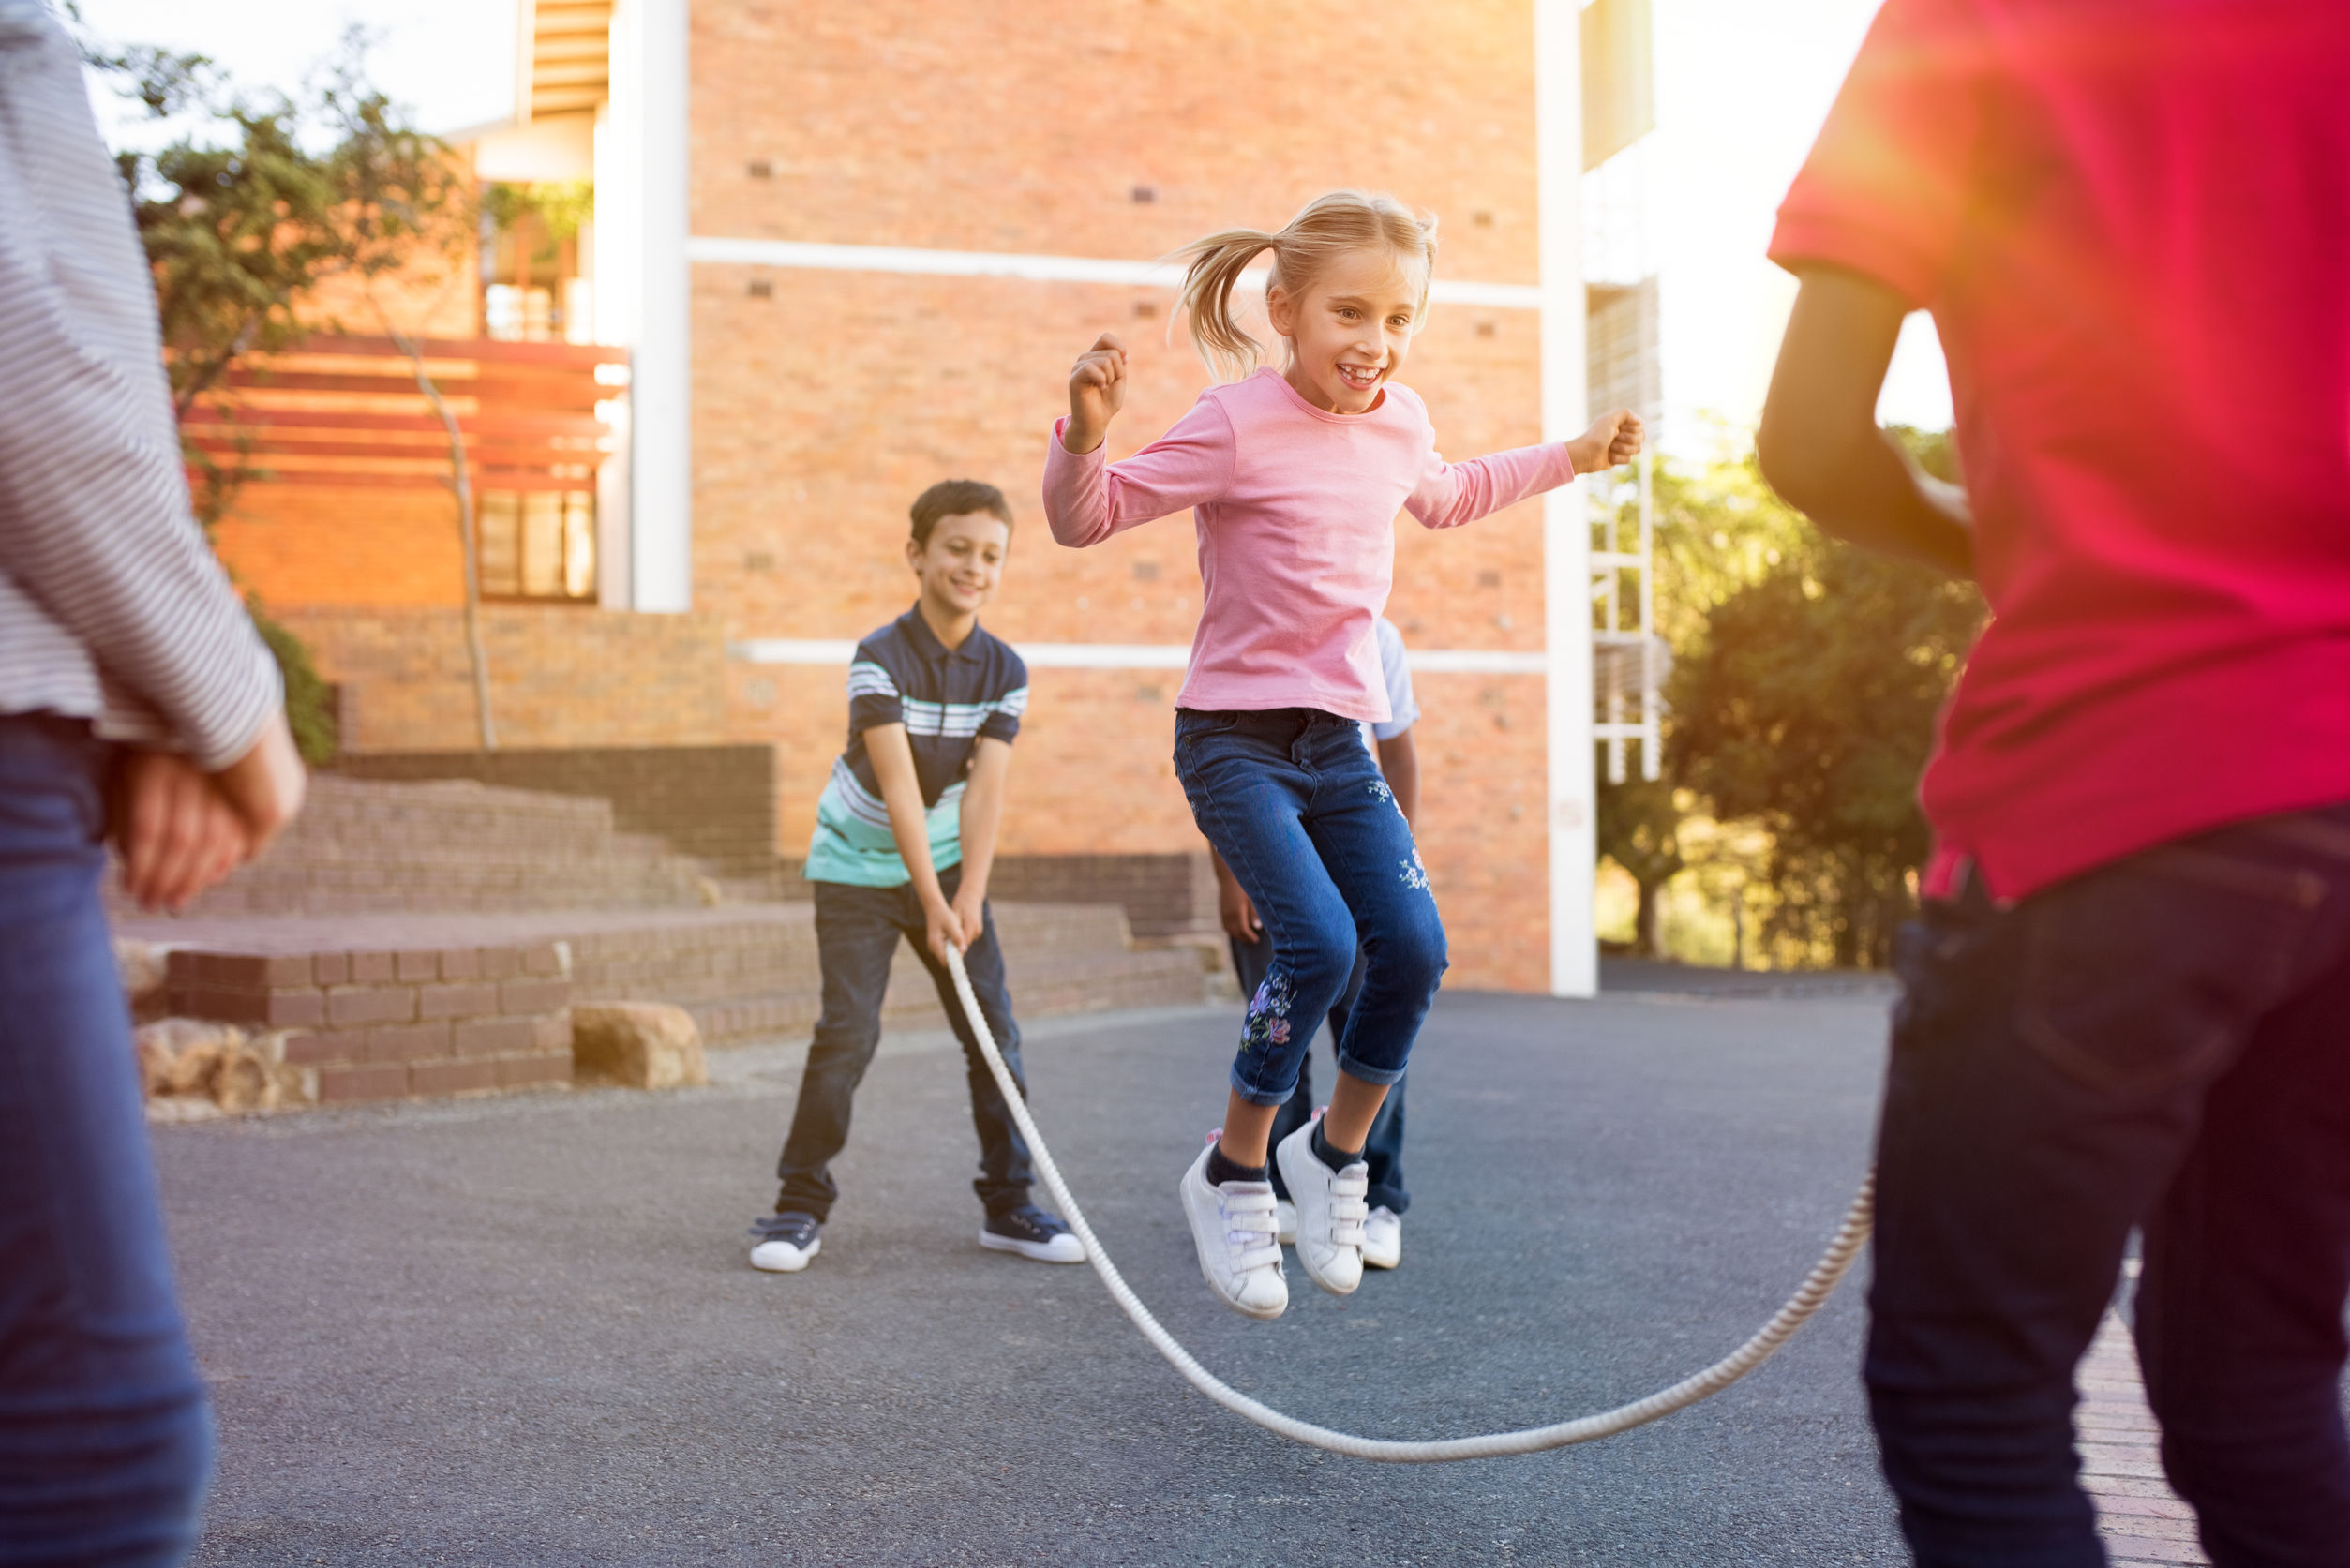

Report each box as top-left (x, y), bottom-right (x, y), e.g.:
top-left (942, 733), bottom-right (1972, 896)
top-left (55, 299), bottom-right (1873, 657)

top-left (71, 0), bottom-right (1952, 445)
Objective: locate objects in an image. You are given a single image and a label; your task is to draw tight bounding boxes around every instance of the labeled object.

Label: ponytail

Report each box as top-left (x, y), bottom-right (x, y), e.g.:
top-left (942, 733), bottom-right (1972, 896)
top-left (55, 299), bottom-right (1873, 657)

top-left (1172, 229), bottom-right (1281, 381)
top-left (1169, 190), bottom-right (1440, 382)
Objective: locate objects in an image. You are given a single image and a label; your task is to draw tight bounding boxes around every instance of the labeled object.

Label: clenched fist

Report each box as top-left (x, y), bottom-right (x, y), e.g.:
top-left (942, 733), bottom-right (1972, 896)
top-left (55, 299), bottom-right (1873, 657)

top-left (1063, 332), bottom-right (1129, 455)
top-left (1565, 408), bottom-right (1646, 474)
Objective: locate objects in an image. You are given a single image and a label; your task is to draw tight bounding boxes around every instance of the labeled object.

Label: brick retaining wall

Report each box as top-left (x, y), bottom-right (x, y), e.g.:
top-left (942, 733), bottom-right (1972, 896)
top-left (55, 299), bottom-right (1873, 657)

top-left (165, 943), bottom-right (574, 1103)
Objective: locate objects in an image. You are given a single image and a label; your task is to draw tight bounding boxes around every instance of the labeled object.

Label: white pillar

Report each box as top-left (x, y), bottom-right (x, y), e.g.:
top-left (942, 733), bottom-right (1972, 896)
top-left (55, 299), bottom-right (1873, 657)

top-left (1537, 0), bottom-right (1596, 998)
top-left (591, 97), bottom-right (635, 610)
top-left (625, 0), bottom-right (692, 613)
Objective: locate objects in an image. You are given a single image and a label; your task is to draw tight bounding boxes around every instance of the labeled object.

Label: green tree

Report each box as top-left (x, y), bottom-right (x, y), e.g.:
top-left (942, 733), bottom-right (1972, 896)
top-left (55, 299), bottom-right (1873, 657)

top-left (1596, 772), bottom-right (1684, 955)
top-left (90, 31), bottom-right (474, 762)
top-left (1669, 430), bottom-right (1983, 967)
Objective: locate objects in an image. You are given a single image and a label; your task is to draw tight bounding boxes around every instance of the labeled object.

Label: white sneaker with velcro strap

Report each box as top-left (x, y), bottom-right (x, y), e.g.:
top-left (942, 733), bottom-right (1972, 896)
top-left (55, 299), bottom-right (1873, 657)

top-left (1275, 1121), bottom-right (1369, 1296)
top-left (1179, 1142), bottom-right (1288, 1320)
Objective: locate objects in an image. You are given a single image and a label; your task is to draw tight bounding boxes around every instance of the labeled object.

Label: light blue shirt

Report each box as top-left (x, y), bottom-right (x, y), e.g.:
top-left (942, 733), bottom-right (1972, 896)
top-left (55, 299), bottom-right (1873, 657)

top-left (1361, 616), bottom-right (1419, 754)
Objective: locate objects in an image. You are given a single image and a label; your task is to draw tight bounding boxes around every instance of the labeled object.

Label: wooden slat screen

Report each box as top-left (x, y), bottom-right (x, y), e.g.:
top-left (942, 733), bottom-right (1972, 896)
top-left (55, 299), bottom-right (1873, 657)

top-left (183, 336), bottom-right (628, 495)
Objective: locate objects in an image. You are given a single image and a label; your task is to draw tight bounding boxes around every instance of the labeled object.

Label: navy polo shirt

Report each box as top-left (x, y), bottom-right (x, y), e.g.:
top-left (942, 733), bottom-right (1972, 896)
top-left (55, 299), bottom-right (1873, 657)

top-left (803, 606), bottom-right (1029, 887)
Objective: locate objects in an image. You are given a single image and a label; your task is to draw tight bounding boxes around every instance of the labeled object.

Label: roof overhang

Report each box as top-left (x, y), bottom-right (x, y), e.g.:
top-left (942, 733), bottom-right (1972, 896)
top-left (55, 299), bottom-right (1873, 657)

top-left (514, 0), bottom-right (615, 125)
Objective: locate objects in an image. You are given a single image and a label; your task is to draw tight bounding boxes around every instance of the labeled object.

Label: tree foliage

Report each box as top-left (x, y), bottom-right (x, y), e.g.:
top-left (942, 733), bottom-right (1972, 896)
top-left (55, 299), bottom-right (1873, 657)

top-left (1665, 431), bottom-right (1983, 967)
top-left (99, 35), bottom-right (469, 426)
top-left (86, 30), bottom-right (472, 764)
top-left (1594, 772), bottom-right (1683, 955)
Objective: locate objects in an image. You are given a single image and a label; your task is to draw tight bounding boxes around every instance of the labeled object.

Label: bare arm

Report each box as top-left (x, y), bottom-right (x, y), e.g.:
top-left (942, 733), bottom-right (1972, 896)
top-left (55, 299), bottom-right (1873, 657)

top-left (950, 738), bottom-right (1012, 946)
top-left (862, 723), bottom-right (960, 962)
top-left (1376, 729), bottom-right (1420, 828)
top-left (1208, 846), bottom-right (1261, 943)
top-left (1757, 267), bottom-right (1973, 576)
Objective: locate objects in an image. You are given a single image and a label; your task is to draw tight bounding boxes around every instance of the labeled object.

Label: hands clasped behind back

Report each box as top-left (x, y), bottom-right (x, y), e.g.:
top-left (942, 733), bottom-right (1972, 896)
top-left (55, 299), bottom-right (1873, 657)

top-left (115, 709), bottom-right (307, 914)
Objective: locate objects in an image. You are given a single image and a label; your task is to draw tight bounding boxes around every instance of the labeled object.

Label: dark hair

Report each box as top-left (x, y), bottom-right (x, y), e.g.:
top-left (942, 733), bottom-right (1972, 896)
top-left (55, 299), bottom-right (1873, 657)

top-left (909, 480), bottom-right (1013, 546)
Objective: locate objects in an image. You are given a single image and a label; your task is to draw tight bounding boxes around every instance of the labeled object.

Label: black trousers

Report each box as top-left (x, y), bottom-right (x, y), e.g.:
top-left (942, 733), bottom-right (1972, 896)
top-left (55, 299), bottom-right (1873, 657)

top-left (774, 867), bottom-right (1034, 1222)
top-left (1869, 805), bottom-right (2350, 1566)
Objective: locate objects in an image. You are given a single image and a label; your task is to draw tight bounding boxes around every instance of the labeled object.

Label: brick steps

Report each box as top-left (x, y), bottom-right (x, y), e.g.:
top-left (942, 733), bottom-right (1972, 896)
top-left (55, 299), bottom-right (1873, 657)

top-left (111, 777), bottom-right (1220, 1107)
top-left (108, 776), bottom-right (715, 918)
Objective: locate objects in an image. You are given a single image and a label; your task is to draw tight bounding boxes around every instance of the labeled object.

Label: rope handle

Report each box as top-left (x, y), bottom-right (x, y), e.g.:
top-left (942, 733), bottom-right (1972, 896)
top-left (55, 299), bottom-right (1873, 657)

top-left (941, 942), bottom-right (1875, 1463)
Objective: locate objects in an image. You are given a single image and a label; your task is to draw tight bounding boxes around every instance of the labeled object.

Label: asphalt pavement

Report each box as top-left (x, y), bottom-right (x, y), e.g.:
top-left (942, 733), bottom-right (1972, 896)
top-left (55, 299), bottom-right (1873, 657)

top-left (159, 983), bottom-right (1900, 1566)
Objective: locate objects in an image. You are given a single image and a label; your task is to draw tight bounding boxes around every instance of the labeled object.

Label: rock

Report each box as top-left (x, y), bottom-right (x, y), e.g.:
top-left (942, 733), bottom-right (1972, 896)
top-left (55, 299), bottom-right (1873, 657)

top-left (132, 1020), bottom-right (314, 1113)
top-left (210, 1044), bottom-right (273, 1113)
top-left (571, 1003), bottom-right (706, 1090)
top-left (135, 1018), bottom-right (245, 1098)
top-left (113, 937), bottom-right (171, 1018)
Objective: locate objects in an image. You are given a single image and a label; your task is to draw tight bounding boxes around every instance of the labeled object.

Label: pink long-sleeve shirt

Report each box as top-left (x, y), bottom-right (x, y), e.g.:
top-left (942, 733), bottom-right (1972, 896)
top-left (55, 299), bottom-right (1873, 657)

top-left (1042, 366), bottom-right (1575, 723)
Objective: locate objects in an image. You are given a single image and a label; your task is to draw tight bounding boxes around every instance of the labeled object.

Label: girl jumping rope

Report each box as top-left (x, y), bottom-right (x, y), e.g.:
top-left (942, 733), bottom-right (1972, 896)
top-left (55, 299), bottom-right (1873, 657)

top-left (1041, 190), bottom-right (1641, 1320)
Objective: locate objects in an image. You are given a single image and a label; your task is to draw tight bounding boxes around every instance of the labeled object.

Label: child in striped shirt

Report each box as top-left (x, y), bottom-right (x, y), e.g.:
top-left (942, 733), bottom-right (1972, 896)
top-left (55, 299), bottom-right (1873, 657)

top-left (748, 480), bottom-right (1083, 1275)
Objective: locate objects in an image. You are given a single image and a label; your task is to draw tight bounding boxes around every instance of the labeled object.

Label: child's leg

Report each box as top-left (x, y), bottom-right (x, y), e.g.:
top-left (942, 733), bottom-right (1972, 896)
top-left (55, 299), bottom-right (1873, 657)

top-left (1175, 711), bottom-right (1369, 1167)
top-left (1325, 951), bottom-right (1408, 1209)
top-left (908, 866), bottom-right (1035, 1217)
top-left (1231, 924), bottom-right (1313, 1202)
top-left (1300, 728), bottom-right (1448, 1151)
top-left (773, 882), bottom-right (905, 1218)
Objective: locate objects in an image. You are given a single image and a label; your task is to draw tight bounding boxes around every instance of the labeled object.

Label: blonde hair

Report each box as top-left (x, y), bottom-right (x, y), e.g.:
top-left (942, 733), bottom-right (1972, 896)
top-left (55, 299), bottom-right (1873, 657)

top-left (1171, 189), bottom-right (1439, 381)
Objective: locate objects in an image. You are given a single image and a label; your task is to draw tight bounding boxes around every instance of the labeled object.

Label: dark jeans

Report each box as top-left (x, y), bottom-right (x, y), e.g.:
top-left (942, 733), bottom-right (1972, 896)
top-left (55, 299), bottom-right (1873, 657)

top-left (774, 867), bottom-right (1035, 1222)
top-left (1173, 708), bottom-right (1446, 1108)
top-left (1230, 931), bottom-right (1409, 1214)
top-left (0, 717), bottom-right (212, 1566)
top-left (1870, 804), bottom-right (2350, 1567)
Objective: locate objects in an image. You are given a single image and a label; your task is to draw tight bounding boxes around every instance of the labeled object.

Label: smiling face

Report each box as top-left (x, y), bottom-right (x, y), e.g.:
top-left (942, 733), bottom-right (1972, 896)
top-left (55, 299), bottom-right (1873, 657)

top-left (1265, 245), bottom-right (1427, 414)
top-left (907, 511), bottom-right (1010, 623)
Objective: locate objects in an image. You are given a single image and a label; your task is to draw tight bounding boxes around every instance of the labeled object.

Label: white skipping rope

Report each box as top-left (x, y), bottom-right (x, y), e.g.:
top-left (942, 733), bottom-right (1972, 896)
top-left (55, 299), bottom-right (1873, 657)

top-left (942, 943), bottom-right (1878, 1463)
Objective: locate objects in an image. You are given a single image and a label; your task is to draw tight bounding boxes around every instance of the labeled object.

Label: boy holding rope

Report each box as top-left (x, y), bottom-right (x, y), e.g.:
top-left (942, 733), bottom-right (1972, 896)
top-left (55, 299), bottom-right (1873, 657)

top-left (748, 481), bottom-right (1083, 1275)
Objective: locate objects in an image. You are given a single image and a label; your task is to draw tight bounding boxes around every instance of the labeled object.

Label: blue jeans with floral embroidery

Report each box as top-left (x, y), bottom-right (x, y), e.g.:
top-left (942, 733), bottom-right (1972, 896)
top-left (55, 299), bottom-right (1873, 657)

top-left (1174, 708), bottom-right (1447, 1109)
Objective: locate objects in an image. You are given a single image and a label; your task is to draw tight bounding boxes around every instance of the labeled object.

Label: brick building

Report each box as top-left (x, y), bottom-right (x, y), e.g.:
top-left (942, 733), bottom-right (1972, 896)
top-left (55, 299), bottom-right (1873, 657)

top-left (209, 0), bottom-right (1654, 995)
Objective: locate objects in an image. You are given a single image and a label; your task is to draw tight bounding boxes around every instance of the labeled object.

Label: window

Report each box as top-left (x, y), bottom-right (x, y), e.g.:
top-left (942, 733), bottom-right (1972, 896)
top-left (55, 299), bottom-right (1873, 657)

top-left (477, 490), bottom-right (596, 601)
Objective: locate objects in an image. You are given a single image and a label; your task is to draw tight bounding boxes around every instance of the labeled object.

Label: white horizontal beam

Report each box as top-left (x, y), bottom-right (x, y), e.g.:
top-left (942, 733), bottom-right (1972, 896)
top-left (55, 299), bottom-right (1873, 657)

top-left (728, 639), bottom-right (1550, 674)
top-left (687, 236), bottom-right (1542, 311)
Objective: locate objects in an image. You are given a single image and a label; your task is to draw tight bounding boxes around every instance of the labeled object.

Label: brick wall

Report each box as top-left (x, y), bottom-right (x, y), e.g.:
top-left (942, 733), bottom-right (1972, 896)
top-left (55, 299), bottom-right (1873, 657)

top-left (336, 745), bottom-right (778, 878)
top-left (218, 485), bottom-right (468, 609)
top-left (694, 0), bottom-right (1537, 276)
top-left (165, 942), bottom-right (573, 1104)
top-left (695, 0), bottom-right (1554, 989)
top-left (981, 852), bottom-right (1220, 939)
top-left (276, 606), bottom-right (729, 754)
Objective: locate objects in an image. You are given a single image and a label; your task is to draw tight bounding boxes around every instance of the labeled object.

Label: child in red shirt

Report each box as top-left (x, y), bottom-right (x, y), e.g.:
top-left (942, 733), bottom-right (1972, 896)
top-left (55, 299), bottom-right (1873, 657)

top-left (1759, 2), bottom-right (2350, 1561)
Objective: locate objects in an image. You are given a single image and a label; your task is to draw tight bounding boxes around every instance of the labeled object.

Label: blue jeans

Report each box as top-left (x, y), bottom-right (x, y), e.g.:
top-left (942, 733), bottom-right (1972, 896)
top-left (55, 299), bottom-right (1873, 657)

top-left (1229, 933), bottom-right (1410, 1214)
top-left (775, 867), bottom-right (1036, 1221)
top-left (1173, 708), bottom-right (1446, 1109)
top-left (0, 717), bottom-right (212, 1567)
top-left (1870, 805), bottom-right (2350, 1567)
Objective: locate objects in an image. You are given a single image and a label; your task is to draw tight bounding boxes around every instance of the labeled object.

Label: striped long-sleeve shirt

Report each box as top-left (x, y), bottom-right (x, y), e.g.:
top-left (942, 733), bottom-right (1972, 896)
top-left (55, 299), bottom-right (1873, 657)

top-left (0, 2), bottom-right (280, 768)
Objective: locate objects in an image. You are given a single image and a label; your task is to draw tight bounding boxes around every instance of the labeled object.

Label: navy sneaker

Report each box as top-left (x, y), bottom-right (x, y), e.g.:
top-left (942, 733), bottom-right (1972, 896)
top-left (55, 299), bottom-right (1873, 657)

top-left (980, 1204), bottom-right (1085, 1263)
top-left (749, 1211), bottom-right (821, 1273)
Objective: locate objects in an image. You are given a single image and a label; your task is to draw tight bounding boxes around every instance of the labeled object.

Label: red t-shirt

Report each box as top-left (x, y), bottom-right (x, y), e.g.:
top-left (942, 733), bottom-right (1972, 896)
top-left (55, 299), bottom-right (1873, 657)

top-left (1770, 0), bottom-right (2350, 900)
